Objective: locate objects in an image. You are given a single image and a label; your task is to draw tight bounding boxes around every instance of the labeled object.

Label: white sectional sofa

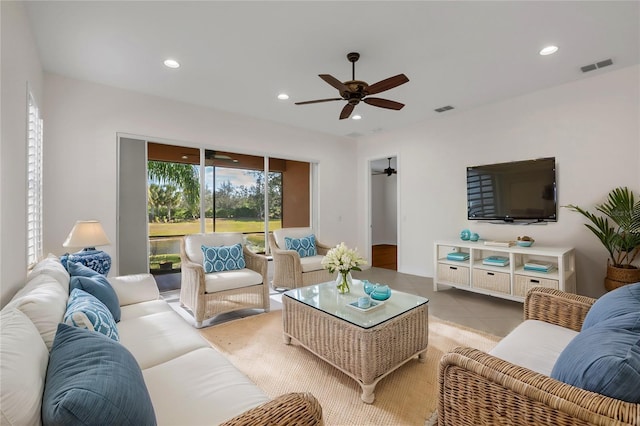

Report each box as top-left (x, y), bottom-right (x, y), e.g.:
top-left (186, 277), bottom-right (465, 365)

top-left (0, 255), bottom-right (322, 425)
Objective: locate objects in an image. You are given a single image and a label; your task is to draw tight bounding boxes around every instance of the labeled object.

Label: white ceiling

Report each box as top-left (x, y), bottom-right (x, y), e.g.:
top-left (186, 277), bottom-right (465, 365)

top-left (25, 1), bottom-right (640, 139)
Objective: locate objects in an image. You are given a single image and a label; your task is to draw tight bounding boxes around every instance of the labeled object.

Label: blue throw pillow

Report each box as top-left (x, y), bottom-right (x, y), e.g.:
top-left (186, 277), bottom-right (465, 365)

top-left (69, 261), bottom-right (121, 322)
top-left (201, 243), bottom-right (246, 273)
top-left (42, 323), bottom-right (157, 425)
top-left (64, 288), bottom-right (120, 341)
top-left (284, 234), bottom-right (317, 258)
top-left (582, 282), bottom-right (640, 330)
top-left (551, 313), bottom-right (640, 403)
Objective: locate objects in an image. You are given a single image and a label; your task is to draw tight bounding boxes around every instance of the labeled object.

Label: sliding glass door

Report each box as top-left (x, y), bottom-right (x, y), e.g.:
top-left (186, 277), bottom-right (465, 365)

top-left (145, 143), bottom-right (311, 275)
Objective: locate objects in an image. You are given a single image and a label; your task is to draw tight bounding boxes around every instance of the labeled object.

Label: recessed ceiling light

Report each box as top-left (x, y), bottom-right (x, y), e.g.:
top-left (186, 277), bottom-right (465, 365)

top-left (277, 93), bottom-right (289, 100)
top-left (181, 155), bottom-right (188, 160)
top-left (539, 45), bottom-right (559, 56)
top-left (352, 115), bottom-right (362, 120)
top-left (164, 59), bottom-right (180, 69)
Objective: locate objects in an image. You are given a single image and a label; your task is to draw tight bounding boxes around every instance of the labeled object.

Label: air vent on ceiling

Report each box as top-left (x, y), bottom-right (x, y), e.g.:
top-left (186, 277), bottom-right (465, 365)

top-left (581, 58), bottom-right (613, 73)
top-left (434, 105), bottom-right (454, 113)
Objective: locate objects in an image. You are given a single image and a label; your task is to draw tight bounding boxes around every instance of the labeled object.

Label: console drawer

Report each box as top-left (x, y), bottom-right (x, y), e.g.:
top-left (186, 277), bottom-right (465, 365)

top-left (514, 275), bottom-right (559, 297)
top-left (473, 269), bottom-right (510, 294)
top-left (437, 263), bottom-right (469, 286)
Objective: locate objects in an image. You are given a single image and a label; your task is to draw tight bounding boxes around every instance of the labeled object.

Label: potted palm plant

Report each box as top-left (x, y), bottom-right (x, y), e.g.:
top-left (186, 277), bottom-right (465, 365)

top-left (566, 186), bottom-right (640, 291)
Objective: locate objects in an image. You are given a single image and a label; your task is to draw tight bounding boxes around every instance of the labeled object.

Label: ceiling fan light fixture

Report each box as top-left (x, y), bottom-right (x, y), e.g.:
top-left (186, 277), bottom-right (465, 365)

top-left (539, 45), bottom-right (559, 56)
top-left (277, 93), bottom-right (289, 100)
top-left (352, 114), bottom-right (362, 120)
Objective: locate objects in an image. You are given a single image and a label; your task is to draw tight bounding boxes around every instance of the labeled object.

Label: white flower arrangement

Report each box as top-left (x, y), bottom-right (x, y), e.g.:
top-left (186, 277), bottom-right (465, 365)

top-left (321, 242), bottom-right (367, 274)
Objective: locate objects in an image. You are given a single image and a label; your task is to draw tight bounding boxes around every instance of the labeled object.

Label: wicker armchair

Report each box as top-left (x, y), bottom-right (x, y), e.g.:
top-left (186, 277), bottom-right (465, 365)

top-left (220, 392), bottom-right (323, 426)
top-left (180, 232), bottom-right (269, 328)
top-left (438, 287), bottom-right (640, 426)
top-left (268, 227), bottom-right (334, 290)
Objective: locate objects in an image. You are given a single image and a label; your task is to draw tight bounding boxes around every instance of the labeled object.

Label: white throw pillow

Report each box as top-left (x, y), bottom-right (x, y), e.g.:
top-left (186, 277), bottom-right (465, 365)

top-left (7, 275), bottom-right (68, 350)
top-left (0, 308), bottom-right (49, 426)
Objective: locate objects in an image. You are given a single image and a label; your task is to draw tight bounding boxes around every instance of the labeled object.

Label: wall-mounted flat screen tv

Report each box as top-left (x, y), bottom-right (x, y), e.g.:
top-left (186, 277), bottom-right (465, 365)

top-left (467, 157), bottom-right (557, 222)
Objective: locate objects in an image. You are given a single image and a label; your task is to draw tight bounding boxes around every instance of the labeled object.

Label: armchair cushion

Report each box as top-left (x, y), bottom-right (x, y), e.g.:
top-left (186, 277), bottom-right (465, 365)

top-left (299, 255), bottom-right (325, 273)
top-left (284, 235), bottom-right (317, 258)
top-left (204, 269), bottom-right (264, 293)
top-left (273, 227), bottom-right (315, 249)
top-left (184, 233), bottom-right (244, 265)
top-left (551, 312), bottom-right (640, 403)
top-left (202, 243), bottom-right (246, 272)
top-left (489, 319), bottom-right (578, 376)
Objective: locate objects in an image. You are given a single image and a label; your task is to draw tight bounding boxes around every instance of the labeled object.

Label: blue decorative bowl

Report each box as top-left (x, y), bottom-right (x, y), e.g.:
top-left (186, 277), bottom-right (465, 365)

top-left (470, 232), bottom-right (480, 242)
top-left (363, 280), bottom-right (376, 295)
top-left (370, 284), bottom-right (392, 301)
top-left (517, 240), bottom-right (534, 247)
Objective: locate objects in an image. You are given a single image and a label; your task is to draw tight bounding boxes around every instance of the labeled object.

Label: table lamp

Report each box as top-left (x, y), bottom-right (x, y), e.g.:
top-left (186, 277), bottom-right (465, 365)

top-left (61, 220), bottom-right (112, 275)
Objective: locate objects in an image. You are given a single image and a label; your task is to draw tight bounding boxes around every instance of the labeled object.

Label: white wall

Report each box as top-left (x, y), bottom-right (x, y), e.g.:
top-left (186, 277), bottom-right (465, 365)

top-left (42, 74), bottom-right (358, 276)
top-left (371, 173), bottom-right (397, 245)
top-left (357, 65), bottom-right (640, 298)
top-left (0, 2), bottom-right (44, 307)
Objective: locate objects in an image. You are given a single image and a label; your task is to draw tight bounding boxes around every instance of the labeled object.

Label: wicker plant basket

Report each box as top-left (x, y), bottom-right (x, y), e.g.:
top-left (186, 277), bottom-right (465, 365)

top-left (604, 263), bottom-right (640, 291)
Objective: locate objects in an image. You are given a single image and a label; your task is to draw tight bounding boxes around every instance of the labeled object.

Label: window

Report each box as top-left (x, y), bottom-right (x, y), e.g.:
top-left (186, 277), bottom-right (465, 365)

top-left (27, 91), bottom-right (44, 266)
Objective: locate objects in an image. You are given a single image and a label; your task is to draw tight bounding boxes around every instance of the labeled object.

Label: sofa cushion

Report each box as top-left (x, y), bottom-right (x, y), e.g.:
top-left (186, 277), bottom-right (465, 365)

top-left (117, 310), bottom-right (209, 369)
top-left (489, 319), bottom-right (579, 376)
top-left (202, 243), bottom-right (246, 272)
top-left (120, 299), bottom-right (174, 321)
top-left (0, 308), bottom-right (49, 426)
top-left (26, 253), bottom-right (70, 293)
top-left (582, 282), bottom-right (640, 330)
top-left (285, 234), bottom-right (317, 258)
top-left (204, 268), bottom-right (264, 293)
top-left (184, 233), bottom-right (244, 265)
top-left (142, 348), bottom-right (268, 425)
top-left (42, 323), bottom-right (157, 425)
top-left (64, 288), bottom-right (120, 341)
top-left (69, 261), bottom-right (121, 322)
top-left (6, 274), bottom-right (68, 350)
top-left (108, 273), bottom-right (160, 306)
top-left (551, 313), bottom-right (640, 403)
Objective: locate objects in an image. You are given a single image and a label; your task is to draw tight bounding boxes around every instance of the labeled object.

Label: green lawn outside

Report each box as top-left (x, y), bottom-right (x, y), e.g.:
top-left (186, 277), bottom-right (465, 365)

top-left (149, 218), bottom-right (282, 237)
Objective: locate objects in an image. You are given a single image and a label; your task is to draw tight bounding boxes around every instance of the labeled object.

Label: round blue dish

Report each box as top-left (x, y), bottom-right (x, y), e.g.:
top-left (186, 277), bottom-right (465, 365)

top-left (370, 284), bottom-right (392, 301)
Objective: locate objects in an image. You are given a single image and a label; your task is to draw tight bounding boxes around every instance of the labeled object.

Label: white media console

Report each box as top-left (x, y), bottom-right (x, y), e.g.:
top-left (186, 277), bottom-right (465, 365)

top-left (433, 240), bottom-right (576, 302)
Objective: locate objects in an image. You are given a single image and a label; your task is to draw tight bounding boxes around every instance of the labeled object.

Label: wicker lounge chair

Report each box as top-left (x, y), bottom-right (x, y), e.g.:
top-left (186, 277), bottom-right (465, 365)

top-left (180, 232), bottom-right (269, 327)
top-left (438, 287), bottom-right (640, 425)
top-left (268, 227), bottom-right (334, 290)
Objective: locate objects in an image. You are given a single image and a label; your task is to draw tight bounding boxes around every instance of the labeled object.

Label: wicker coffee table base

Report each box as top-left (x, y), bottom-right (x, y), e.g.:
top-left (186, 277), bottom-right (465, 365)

top-left (282, 295), bottom-right (429, 403)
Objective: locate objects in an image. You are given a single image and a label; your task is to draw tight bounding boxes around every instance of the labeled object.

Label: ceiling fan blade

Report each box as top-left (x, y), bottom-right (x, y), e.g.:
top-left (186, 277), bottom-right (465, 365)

top-left (339, 103), bottom-right (355, 120)
top-left (367, 74), bottom-right (409, 95)
top-left (364, 97), bottom-right (405, 110)
top-left (295, 98), bottom-right (342, 105)
top-left (319, 74), bottom-right (349, 92)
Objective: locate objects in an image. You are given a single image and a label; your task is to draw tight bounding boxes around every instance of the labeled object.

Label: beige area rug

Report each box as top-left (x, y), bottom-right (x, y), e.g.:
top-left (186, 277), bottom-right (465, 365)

top-left (199, 311), bottom-right (500, 426)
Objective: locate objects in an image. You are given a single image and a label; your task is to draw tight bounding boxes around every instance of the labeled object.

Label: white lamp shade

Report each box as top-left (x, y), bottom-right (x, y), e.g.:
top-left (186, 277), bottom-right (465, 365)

top-left (63, 220), bottom-right (111, 248)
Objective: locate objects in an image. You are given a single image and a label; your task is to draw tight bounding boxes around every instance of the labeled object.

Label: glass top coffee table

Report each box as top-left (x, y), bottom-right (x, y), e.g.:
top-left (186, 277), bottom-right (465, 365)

top-left (282, 280), bottom-right (429, 403)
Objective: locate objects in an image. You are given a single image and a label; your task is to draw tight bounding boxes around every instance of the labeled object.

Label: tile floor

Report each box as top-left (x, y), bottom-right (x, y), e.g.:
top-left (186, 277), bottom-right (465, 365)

top-left (162, 267), bottom-right (524, 336)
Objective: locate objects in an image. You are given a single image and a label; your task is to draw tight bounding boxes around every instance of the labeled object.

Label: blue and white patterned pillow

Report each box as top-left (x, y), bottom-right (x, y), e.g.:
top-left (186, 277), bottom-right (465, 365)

top-left (201, 243), bottom-right (246, 273)
top-left (64, 288), bottom-right (119, 341)
top-left (284, 234), bottom-right (317, 258)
